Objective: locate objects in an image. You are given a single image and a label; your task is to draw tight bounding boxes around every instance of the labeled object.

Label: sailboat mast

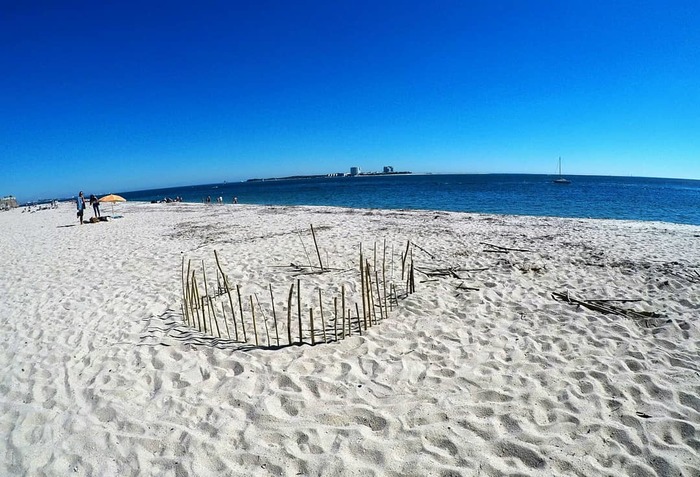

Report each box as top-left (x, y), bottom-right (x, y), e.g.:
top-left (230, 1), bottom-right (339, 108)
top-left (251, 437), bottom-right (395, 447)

top-left (558, 157), bottom-right (562, 176)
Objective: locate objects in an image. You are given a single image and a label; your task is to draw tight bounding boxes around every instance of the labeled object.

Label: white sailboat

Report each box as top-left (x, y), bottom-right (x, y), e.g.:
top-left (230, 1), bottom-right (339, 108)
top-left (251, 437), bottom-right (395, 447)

top-left (553, 157), bottom-right (571, 184)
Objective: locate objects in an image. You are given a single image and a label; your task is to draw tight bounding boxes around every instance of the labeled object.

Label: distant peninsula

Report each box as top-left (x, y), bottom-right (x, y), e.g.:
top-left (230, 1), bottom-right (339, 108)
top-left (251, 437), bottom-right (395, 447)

top-left (246, 169), bottom-right (412, 183)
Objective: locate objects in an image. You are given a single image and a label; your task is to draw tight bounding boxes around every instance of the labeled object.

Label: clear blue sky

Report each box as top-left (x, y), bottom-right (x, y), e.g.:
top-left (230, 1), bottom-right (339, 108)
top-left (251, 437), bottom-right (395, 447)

top-left (2, 1), bottom-right (699, 203)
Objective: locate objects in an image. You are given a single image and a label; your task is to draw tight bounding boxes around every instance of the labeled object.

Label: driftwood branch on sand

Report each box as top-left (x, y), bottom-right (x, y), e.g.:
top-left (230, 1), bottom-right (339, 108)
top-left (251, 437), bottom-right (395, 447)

top-left (671, 268), bottom-right (700, 284)
top-left (456, 281), bottom-right (479, 292)
top-left (417, 267), bottom-right (488, 280)
top-left (481, 242), bottom-right (534, 253)
top-left (552, 291), bottom-right (666, 328)
top-left (410, 242), bottom-right (436, 259)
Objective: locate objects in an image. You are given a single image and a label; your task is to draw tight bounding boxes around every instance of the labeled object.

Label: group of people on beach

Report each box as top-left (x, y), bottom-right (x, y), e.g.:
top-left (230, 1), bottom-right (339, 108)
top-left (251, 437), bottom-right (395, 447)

top-left (205, 196), bottom-right (238, 204)
top-left (149, 197), bottom-right (183, 204)
top-left (75, 191), bottom-right (101, 225)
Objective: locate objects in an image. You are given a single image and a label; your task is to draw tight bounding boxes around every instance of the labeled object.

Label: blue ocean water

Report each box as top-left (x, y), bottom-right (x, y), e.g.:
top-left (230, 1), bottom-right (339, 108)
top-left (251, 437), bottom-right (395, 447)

top-left (118, 174), bottom-right (700, 226)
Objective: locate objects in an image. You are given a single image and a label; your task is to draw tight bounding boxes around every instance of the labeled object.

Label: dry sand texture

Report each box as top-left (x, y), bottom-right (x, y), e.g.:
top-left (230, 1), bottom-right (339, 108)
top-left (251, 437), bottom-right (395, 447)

top-left (0, 202), bottom-right (699, 476)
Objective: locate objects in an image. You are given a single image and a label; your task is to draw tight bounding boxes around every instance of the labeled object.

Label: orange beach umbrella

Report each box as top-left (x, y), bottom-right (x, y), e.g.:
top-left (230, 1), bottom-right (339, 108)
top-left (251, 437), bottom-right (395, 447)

top-left (99, 194), bottom-right (126, 203)
top-left (99, 194), bottom-right (126, 215)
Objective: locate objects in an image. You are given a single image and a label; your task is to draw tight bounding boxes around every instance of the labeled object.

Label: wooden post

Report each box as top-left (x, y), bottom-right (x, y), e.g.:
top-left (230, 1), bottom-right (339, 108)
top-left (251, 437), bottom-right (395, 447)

top-left (406, 259), bottom-right (411, 295)
top-left (236, 285), bottom-right (247, 342)
top-left (214, 250), bottom-right (238, 341)
top-left (221, 302), bottom-right (230, 339)
top-left (270, 284), bottom-right (280, 347)
top-left (255, 293), bottom-right (271, 346)
top-left (191, 272), bottom-right (201, 332)
top-left (402, 240), bottom-right (410, 280)
top-left (366, 261), bottom-right (375, 326)
top-left (286, 282), bottom-right (294, 345)
top-left (309, 308), bottom-right (315, 345)
top-left (183, 263), bottom-right (191, 327)
top-left (355, 303), bottom-right (362, 336)
top-left (382, 239), bottom-right (389, 317)
top-left (298, 231), bottom-right (313, 268)
top-left (342, 284), bottom-right (347, 338)
top-left (202, 261), bottom-right (214, 330)
top-left (224, 281), bottom-right (237, 340)
top-left (318, 288), bottom-right (327, 343)
top-left (181, 256), bottom-right (189, 326)
top-left (249, 295), bottom-right (259, 346)
top-left (310, 224), bottom-right (324, 270)
top-left (373, 241), bottom-right (377, 273)
top-left (297, 278), bottom-right (302, 344)
top-left (201, 297), bottom-right (208, 334)
top-left (333, 296), bottom-right (338, 341)
top-left (209, 296), bottom-right (221, 338)
top-left (375, 270), bottom-right (384, 322)
top-left (360, 251), bottom-right (368, 330)
top-left (410, 260), bottom-right (415, 293)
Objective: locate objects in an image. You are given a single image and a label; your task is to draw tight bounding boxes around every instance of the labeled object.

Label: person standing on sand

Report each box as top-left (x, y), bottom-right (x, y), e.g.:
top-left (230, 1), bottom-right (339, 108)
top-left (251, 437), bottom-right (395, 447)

top-left (89, 194), bottom-right (100, 218)
top-left (76, 191), bottom-right (86, 224)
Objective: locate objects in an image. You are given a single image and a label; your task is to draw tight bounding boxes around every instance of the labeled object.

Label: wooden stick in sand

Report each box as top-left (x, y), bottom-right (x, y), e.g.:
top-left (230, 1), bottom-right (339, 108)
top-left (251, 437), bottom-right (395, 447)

top-left (209, 296), bottom-right (221, 338)
top-left (181, 256), bottom-right (189, 326)
top-left (254, 293), bottom-right (271, 345)
top-left (406, 262), bottom-right (411, 296)
top-left (298, 232), bottom-right (313, 269)
top-left (334, 296), bottom-right (338, 341)
top-left (286, 282), bottom-right (294, 345)
top-left (410, 260), bottom-right (416, 293)
top-left (310, 224), bottom-right (324, 270)
top-left (297, 278), bottom-right (302, 344)
top-left (249, 295), bottom-right (259, 346)
top-left (201, 297), bottom-right (208, 334)
top-left (184, 263), bottom-right (193, 327)
top-left (220, 302), bottom-right (231, 339)
top-left (588, 298), bottom-right (642, 303)
top-left (481, 242), bottom-right (534, 253)
top-left (214, 250), bottom-right (238, 341)
top-left (366, 261), bottom-right (376, 326)
top-left (318, 288), bottom-right (327, 343)
top-left (360, 250), bottom-right (368, 330)
top-left (191, 274), bottom-right (202, 332)
top-left (191, 272), bottom-right (201, 332)
top-left (342, 284), bottom-right (347, 337)
top-left (236, 284), bottom-right (247, 342)
top-left (401, 240), bottom-right (410, 280)
top-left (269, 284), bottom-right (280, 346)
top-left (383, 239), bottom-right (389, 315)
top-left (185, 273), bottom-right (193, 327)
top-left (355, 303), bottom-right (362, 336)
top-left (412, 242), bottom-right (435, 259)
top-left (202, 261), bottom-right (214, 330)
top-left (373, 241), bottom-right (377, 272)
top-left (375, 270), bottom-right (384, 322)
top-left (309, 307), bottom-right (315, 345)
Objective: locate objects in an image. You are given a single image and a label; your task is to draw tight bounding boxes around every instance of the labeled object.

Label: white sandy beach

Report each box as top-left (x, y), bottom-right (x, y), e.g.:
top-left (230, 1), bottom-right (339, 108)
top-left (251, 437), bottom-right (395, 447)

top-left (1, 201), bottom-right (699, 477)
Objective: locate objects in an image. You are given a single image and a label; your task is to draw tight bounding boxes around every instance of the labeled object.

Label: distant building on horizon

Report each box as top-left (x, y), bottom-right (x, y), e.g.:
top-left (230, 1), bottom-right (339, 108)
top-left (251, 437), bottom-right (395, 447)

top-left (383, 166), bottom-right (394, 173)
top-left (350, 166), bottom-right (360, 176)
top-left (1, 196), bottom-right (18, 211)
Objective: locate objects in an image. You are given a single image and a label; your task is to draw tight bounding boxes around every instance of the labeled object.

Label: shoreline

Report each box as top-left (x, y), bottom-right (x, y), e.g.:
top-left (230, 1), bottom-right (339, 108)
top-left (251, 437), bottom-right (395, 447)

top-left (56, 198), bottom-right (700, 229)
top-left (1, 202), bottom-right (698, 476)
top-left (16, 174), bottom-right (700, 227)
